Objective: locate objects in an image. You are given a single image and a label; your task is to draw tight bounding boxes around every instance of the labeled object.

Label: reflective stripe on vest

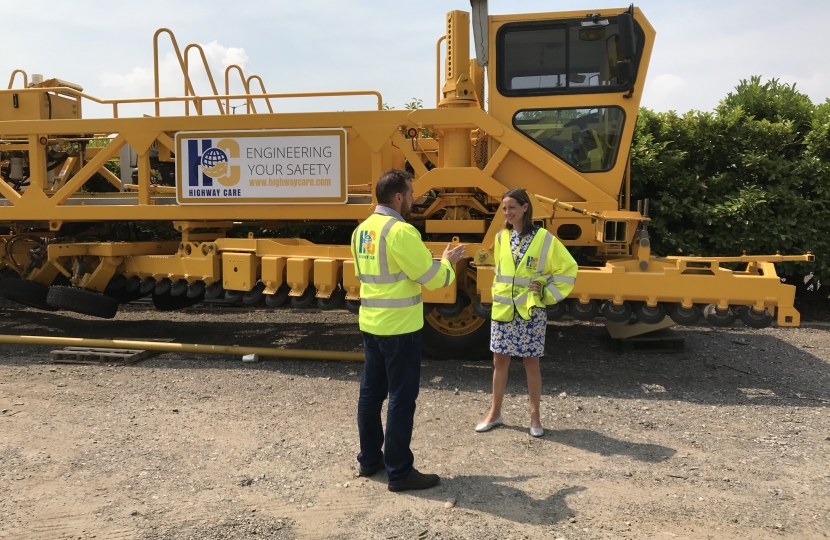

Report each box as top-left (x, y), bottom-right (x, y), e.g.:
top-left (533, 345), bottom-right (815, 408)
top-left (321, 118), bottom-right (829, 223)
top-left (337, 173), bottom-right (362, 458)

top-left (361, 294), bottom-right (423, 308)
top-left (414, 260), bottom-right (442, 285)
top-left (493, 292), bottom-right (529, 306)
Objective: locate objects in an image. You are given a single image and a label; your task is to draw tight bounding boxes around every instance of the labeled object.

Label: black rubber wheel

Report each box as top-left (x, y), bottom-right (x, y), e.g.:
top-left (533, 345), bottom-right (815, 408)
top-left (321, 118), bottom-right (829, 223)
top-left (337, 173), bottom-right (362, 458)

top-left (317, 288), bottom-right (345, 310)
top-left (265, 285), bottom-right (290, 308)
top-left (546, 302), bottom-right (567, 321)
top-left (187, 281), bottom-right (206, 298)
top-left (704, 304), bottom-right (736, 327)
top-left (422, 315), bottom-right (491, 360)
top-left (601, 300), bottom-right (632, 323)
top-left (139, 278), bottom-right (156, 295)
top-left (105, 275), bottom-right (127, 293)
top-left (154, 278), bottom-right (172, 295)
top-left (436, 291), bottom-right (471, 319)
top-left (152, 291), bottom-right (204, 311)
top-left (103, 275), bottom-right (147, 305)
top-left (344, 299), bottom-right (360, 314)
top-left (568, 299), bottom-right (599, 321)
top-left (225, 290), bottom-right (244, 303)
top-left (290, 286), bottom-right (317, 309)
top-left (737, 305), bottom-right (774, 329)
top-left (204, 282), bottom-right (224, 300)
top-left (668, 303), bottom-right (702, 326)
top-left (423, 303), bottom-right (435, 316)
top-left (634, 302), bottom-right (667, 324)
top-left (472, 298), bottom-right (492, 319)
top-left (243, 282), bottom-right (266, 305)
top-left (170, 279), bottom-right (188, 297)
top-left (0, 279), bottom-right (57, 311)
top-left (47, 286), bottom-right (119, 319)
top-left (125, 276), bottom-right (141, 292)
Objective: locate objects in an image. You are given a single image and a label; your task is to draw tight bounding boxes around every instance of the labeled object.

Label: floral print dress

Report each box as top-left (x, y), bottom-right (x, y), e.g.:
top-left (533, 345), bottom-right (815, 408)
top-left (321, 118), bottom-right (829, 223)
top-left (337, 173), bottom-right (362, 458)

top-left (489, 228), bottom-right (547, 358)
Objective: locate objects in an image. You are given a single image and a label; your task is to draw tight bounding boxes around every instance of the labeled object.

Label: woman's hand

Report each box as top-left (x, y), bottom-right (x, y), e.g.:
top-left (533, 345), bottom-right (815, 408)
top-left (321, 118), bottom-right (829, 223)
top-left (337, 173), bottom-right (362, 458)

top-left (529, 281), bottom-right (542, 293)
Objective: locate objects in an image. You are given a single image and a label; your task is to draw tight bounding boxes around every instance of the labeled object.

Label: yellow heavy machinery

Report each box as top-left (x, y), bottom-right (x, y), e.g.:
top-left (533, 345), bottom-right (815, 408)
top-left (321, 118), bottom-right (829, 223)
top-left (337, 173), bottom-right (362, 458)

top-left (0, 3), bottom-right (813, 358)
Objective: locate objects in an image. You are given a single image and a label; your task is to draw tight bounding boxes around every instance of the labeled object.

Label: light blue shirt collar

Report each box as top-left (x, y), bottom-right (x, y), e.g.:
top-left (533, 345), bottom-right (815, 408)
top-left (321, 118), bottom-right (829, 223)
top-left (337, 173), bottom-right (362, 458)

top-left (374, 205), bottom-right (404, 222)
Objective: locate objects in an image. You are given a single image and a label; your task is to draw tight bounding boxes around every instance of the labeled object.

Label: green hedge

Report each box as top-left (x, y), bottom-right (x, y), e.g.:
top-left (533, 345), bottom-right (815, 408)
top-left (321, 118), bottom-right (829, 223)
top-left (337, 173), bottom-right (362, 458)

top-left (631, 76), bottom-right (830, 287)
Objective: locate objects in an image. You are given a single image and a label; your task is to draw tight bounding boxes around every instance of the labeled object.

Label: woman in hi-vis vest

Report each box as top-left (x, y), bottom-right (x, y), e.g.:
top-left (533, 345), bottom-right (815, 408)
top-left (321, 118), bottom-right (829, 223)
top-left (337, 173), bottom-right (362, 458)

top-left (475, 188), bottom-right (578, 437)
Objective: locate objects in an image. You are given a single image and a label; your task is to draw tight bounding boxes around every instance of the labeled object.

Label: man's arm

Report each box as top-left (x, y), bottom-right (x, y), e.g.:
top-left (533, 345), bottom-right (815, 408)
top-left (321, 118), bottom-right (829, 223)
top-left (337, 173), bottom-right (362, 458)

top-left (389, 225), bottom-right (465, 291)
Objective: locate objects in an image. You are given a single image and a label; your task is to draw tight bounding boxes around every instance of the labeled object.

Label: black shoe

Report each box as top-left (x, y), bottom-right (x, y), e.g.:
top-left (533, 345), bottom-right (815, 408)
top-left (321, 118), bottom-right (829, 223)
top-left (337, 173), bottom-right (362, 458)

top-left (358, 460), bottom-right (385, 477)
top-left (388, 470), bottom-right (440, 492)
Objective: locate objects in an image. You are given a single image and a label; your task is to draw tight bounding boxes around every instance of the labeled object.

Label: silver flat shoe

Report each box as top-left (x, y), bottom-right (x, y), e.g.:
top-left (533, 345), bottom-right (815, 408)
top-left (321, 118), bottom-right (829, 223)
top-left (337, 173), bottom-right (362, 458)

top-left (475, 417), bottom-right (503, 432)
top-left (529, 427), bottom-right (544, 438)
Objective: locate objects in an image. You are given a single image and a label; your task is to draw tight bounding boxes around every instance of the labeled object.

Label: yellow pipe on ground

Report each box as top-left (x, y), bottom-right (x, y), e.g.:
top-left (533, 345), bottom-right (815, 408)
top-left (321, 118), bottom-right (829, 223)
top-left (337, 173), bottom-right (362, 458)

top-left (0, 335), bottom-right (364, 362)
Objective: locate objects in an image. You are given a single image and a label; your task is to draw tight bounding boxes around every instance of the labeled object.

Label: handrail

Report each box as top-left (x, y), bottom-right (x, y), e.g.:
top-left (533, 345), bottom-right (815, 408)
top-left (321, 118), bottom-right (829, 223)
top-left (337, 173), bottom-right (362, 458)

top-left (436, 35), bottom-right (447, 107)
top-left (7, 69), bottom-right (28, 89)
top-left (247, 75), bottom-right (274, 113)
top-left (153, 28), bottom-right (199, 117)
top-left (183, 43), bottom-right (226, 115)
top-left (0, 86), bottom-right (386, 117)
top-left (225, 65), bottom-right (254, 114)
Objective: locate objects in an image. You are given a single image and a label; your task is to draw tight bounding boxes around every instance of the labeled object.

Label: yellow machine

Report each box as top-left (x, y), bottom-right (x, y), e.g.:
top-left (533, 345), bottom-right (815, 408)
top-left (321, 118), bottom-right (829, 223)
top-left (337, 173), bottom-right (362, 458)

top-left (0, 3), bottom-right (813, 358)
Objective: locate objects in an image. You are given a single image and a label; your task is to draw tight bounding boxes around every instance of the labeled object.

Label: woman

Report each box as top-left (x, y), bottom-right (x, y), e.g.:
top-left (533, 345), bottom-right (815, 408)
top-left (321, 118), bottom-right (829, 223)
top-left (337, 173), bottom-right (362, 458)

top-left (475, 188), bottom-right (578, 437)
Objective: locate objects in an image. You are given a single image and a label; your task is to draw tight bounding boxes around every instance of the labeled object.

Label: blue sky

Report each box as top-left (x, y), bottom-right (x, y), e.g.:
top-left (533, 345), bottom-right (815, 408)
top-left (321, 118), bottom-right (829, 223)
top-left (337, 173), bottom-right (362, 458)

top-left (4, 0), bottom-right (829, 117)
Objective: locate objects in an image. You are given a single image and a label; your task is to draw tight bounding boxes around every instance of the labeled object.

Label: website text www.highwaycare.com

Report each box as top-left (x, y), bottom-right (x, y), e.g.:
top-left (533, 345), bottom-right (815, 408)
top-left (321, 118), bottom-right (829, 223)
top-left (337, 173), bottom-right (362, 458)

top-left (249, 177), bottom-right (332, 187)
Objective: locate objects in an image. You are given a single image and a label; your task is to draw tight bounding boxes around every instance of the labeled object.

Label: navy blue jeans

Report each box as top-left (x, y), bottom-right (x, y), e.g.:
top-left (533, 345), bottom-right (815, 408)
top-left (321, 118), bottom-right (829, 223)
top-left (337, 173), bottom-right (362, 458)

top-left (357, 330), bottom-right (421, 482)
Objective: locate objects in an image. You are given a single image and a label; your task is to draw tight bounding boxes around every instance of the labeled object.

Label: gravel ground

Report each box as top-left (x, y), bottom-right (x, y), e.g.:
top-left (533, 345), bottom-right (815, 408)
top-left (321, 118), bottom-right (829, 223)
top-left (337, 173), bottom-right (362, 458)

top-left (0, 300), bottom-right (828, 540)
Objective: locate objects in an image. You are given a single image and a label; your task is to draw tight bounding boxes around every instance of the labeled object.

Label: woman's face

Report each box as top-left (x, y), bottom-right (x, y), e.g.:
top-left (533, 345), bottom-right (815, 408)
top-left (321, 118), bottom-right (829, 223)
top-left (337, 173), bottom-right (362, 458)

top-left (503, 196), bottom-right (529, 229)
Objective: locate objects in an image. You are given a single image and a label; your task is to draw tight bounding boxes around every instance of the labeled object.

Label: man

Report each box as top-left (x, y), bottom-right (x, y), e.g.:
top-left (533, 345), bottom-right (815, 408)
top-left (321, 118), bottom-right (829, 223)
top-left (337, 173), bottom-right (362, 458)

top-left (350, 168), bottom-right (465, 492)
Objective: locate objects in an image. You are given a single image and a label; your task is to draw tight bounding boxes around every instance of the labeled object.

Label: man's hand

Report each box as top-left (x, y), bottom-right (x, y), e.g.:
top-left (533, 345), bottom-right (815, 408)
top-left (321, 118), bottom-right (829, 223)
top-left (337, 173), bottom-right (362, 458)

top-left (442, 243), bottom-right (466, 265)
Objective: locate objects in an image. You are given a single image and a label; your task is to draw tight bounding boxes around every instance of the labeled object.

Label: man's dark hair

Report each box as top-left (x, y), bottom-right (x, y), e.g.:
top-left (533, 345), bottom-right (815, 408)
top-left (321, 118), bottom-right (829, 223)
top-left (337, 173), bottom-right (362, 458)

top-left (376, 169), bottom-right (413, 204)
top-left (503, 188), bottom-right (535, 236)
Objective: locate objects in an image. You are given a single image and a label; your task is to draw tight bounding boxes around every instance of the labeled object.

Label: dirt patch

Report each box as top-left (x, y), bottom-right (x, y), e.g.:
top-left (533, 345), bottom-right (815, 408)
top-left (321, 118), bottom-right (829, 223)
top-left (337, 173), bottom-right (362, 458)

top-left (0, 301), bottom-right (829, 539)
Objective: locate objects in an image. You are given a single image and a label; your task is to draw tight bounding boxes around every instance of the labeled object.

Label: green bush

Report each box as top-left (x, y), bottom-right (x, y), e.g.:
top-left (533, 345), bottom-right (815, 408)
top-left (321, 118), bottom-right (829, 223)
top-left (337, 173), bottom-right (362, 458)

top-left (631, 76), bottom-right (830, 287)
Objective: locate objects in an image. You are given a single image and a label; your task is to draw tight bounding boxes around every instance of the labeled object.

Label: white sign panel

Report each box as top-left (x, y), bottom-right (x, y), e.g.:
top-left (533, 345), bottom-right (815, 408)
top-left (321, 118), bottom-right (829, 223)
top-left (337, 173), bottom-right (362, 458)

top-left (175, 129), bottom-right (347, 204)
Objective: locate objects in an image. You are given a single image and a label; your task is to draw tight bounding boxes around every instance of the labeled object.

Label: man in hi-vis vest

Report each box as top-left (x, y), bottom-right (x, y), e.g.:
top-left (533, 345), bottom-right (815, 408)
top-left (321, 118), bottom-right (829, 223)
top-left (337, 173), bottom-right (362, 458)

top-left (350, 169), bottom-right (465, 492)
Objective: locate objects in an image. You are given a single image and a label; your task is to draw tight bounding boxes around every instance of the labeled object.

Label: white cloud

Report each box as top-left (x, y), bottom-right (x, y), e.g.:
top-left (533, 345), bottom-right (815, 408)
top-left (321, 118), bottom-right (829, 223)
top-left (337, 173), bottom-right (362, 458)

top-left (642, 74), bottom-right (687, 112)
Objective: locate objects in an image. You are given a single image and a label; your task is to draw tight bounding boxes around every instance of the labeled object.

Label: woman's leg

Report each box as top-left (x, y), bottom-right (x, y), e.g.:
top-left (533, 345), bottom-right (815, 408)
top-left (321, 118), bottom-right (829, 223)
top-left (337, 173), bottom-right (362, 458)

top-left (483, 353), bottom-right (511, 423)
top-left (523, 357), bottom-right (542, 429)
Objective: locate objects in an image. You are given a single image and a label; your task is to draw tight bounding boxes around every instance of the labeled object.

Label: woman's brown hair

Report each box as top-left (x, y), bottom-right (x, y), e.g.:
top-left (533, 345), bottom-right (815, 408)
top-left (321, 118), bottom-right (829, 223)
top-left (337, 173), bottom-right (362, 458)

top-left (502, 188), bottom-right (535, 236)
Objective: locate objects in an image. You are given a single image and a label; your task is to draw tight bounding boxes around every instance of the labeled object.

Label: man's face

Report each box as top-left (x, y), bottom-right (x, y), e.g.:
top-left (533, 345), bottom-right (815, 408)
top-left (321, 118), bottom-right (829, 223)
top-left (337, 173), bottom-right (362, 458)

top-left (399, 180), bottom-right (414, 220)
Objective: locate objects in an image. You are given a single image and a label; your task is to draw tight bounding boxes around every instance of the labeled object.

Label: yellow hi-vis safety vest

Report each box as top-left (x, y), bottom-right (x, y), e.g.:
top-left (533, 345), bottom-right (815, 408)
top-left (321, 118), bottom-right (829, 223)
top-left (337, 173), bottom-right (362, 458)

top-left (491, 227), bottom-right (578, 322)
top-left (350, 208), bottom-right (456, 336)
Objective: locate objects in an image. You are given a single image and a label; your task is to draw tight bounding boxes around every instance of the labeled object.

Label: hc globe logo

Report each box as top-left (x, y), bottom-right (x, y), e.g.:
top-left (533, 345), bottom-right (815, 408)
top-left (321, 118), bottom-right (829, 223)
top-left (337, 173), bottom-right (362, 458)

top-left (187, 138), bottom-right (241, 187)
top-left (359, 230), bottom-right (376, 255)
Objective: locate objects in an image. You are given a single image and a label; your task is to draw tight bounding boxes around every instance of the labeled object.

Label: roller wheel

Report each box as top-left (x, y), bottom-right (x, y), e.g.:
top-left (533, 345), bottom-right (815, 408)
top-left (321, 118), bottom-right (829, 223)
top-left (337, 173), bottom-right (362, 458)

top-left (344, 299), bottom-right (360, 314)
top-left (154, 278), bottom-right (172, 295)
top-left (103, 275), bottom-right (147, 305)
top-left (436, 291), bottom-right (471, 319)
top-left (423, 303), bottom-right (435, 316)
top-left (243, 282), bottom-right (266, 305)
top-left (290, 286), bottom-right (317, 309)
top-left (139, 278), bottom-right (156, 295)
top-left (125, 276), bottom-right (142, 293)
top-left (738, 305), bottom-right (774, 329)
top-left (704, 304), bottom-right (736, 327)
top-left (204, 282), bottom-right (224, 300)
top-left (152, 290), bottom-right (204, 311)
top-left (668, 303), bottom-right (702, 326)
top-left (0, 279), bottom-right (57, 311)
top-left (634, 302), bottom-right (666, 324)
top-left (187, 281), bottom-right (206, 299)
top-left (265, 285), bottom-right (290, 308)
top-left (568, 299), bottom-right (599, 321)
top-left (47, 286), bottom-right (119, 319)
top-left (601, 300), bottom-right (632, 323)
top-left (472, 297), bottom-right (492, 319)
top-left (317, 288), bottom-right (346, 310)
top-left (170, 279), bottom-right (189, 297)
top-left (224, 290), bottom-right (244, 304)
top-left (546, 302), bottom-right (567, 321)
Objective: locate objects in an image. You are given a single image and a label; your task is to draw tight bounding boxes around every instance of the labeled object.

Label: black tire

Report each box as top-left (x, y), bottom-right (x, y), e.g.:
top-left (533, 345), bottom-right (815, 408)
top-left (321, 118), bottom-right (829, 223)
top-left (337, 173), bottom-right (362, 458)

top-left (568, 299), bottom-right (599, 321)
top-left (125, 276), bottom-right (141, 292)
top-left (154, 278), bottom-right (172, 295)
top-left (225, 290), bottom-right (244, 303)
top-left (423, 303), bottom-right (435, 316)
top-left (344, 299), bottom-right (360, 314)
top-left (0, 279), bottom-right (57, 311)
top-left (704, 304), bottom-right (736, 327)
top-left (422, 315), bottom-right (491, 360)
top-left (290, 286), bottom-right (317, 309)
top-left (47, 286), bottom-right (119, 319)
top-left (546, 302), bottom-right (567, 321)
top-left (187, 281), bottom-right (206, 298)
top-left (668, 303), bottom-right (702, 326)
top-left (317, 288), bottom-right (345, 310)
top-left (472, 298), bottom-right (492, 319)
top-left (170, 279), bottom-right (188, 297)
top-left (737, 305), bottom-right (774, 329)
top-left (204, 282), bottom-right (224, 300)
top-left (139, 278), bottom-right (156, 295)
top-left (265, 285), bottom-right (290, 308)
top-left (152, 291), bottom-right (204, 311)
top-left (601, 300), bottom-right (632, 323)
top-left (243, 282), bottom-right (266, 305)
top-left (436, 291), bottom-right (471, 319)
top-left (633, 302), bottom-right (667, 324)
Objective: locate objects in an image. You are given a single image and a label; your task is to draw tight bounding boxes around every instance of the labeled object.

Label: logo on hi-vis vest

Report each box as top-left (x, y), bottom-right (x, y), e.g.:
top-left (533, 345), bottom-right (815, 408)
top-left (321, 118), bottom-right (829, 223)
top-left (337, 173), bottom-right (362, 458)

top-left (358, 230), bottom-right (376, 256)
top-left (188, 138), bottom-right (241, 190)
top-left (525, 256), bottom-right (539, 270)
